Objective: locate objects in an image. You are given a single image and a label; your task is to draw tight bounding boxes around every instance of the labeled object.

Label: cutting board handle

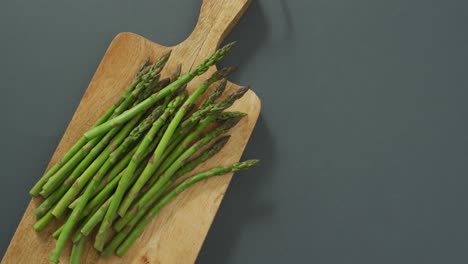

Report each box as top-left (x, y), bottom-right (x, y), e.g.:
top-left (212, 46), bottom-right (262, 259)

top-left (179, 0), bottom-right (252, 56)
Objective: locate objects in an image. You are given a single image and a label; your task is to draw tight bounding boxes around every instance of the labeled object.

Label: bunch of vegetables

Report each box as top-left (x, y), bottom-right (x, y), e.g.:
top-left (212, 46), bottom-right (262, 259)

top-left (29, 42), bottom-right (259, 263)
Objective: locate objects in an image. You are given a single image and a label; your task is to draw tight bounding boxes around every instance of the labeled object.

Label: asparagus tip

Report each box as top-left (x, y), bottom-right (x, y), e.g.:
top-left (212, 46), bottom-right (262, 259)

top-left (171, 64), bottom-right (183, 81)
top-left (161, 50), bottom-right (172, 60)
top-left (232, 159), bottom-right (260, 172)
top-left (231, 86), bottom-right (250, 100)
top-left (215, 111), bottom-right (248, 122)
top-left (221, 41), bottom-right (236, 54)
top-left (219, 112), bottom-right (247, 130)
top-left (219, 78), bottom-right (228, 85)
top-left (174, 84), bottom-right (188, 95)
top-left (158, 78), bottom-right (171, 89)
top-left (211, 135), bottom-right (230, 153)
top-left (218, 66), bottom-right (237, 79)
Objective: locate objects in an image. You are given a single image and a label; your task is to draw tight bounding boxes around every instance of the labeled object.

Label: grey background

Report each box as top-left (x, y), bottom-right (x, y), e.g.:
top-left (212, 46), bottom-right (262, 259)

top-left (1, 0), bottom-right (468, 263)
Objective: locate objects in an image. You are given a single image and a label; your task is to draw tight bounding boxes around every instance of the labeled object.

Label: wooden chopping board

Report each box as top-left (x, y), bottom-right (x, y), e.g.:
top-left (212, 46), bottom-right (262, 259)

top-left (1, 0), bottom-right (260, 263)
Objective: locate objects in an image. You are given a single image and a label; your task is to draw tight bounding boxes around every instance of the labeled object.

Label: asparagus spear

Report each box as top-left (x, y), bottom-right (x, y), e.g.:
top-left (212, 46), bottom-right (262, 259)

top-left (52, 226), bottom-right (62, 239)
top-left (104, 160), bottom-right (259, 257)
top-left (114, 136), bottom-right (229, 231)
top-left (45, 106), bottom-right (156, 216)
top-left (51, 112), bottom-right (144, 218)
top-left (69, 143), bottom-right (136, 211)
top-left (117, 67), bottom-right (236, 216)
top-left (77, 145), bottom-right (155, 239)
top-left (95, 93), bottom-right (186, 251)
top-left (53, 150), bottom-right (153, 239)
top-left (201, 79), bottom-right (227, 109)
top-left (33, 210), bottom-right (55, 232)
top-left (156, 103), bottom-right (225, 165)
top-left (70, 237), bottom-right (85, 264)
top-left (54, 106), bottom-right (156, 216)
top-left (170, 64), bottom-right (182, 82)
top-left (84, 42), bottom-right (236, 139)
top-left (71, 201), bottom-right (103, 242)
top-left (29, 58), bottom-right (150, 196)
top-left (87, 132), bottom-right (162, 212)
top-left (41, 56), bottom-right (168, 198)
top-left (153, 88), bottom-right (248, 180)
top-left (48, 97), bottom-right (170, 264)
top-left (80, 197), bottom-right (112, 237)
top-left (168, 79), bottom-right (227, 142)
top-left (120, 116), bottom-right (242, 220)
top-left (50, 102), bottom-right (167, 261)
top-left (40, 68), bottom-right (170, 216)
top-left (135, 70), bottom-right (172, 105)
top-left (40, 88), bottom-right (142, 198)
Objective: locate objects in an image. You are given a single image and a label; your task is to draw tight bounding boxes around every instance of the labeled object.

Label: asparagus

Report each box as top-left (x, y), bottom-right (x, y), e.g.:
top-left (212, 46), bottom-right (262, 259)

top-left (80, 197), bottom-right (112, 237)
top-left (114, 136), bottom-right (229, 231)
top-left (169, 79), bottom-right (227, 140)
top-left (121, 118), bottom-right (241, 221)
top-left (35, 125), bottom-right (121, 215)
top-left (71, 203), bottom-right (101, 243)
top-left (157, 104), bottom-right (226, 171)
top-left (215, 111), bottom-right (248, 122)
top-left (29, 58), bottom-right (150, 196)
top-left (49, 103), bottom-right (167, 264)
top-left (39, 81), bottom-right (148, 198)
top-left (52, 226), bottom-right (62, 239)
top-left (38, 107), bottom-right (154, 218)
top-left (170, 86), bottom-right (247, 154)
top-left (79, 149), bottom-right (153, 239)
top-left (118, 67), bottom-right (236, 216)
top-left (84, 42), bottom-right (236, 139)
top-left (86, 133), bottom-right (161, 214)
top-left (105, 160), bottom-right (259, 257)
top-left (53, 152), bottom-right (152, 240)
top-left (68, 144), bottom-right (137, 211)
top-left (39, 136), bottom-right (106, 197)
top-left (145, 112), bottom-right (245, 190)
top-left (45, 71), bottom-right (169, 216)
top-left (134, 76), bottom-right (160, 104)
top-left (40, 55), bottom-right (166, 198)
top-left (51, 113), bottom-right (144, 218)
top-left (153, 88), bottom-right (248, 180)
top-left (50, 102), bottom-right (165, 261)
top-left (177, 103), bottom-right (225, 134)
top-left (95, 93), bottom-right (186, 251)
top-left (96, 144), bottom-right (138, 192)
top-left (170, 64), bottom-right (182, 82)
top-left (70, 237), bottom-right (85, 264)
top-left (201, 79), bottom-right (227, 109)
top-left (33, 210), bottom-right (54, 232)
top-left (30, 41), bottom-right (260, 263)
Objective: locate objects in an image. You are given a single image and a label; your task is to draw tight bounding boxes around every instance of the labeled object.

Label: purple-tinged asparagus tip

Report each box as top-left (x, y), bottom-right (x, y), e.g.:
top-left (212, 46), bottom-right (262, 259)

top-left (219, 66), bottom-right (237, 77)
top-left (209, 135), bottom-right (231, 154)
top-left (216, 111), bottom-right (248, 122)
top-left (230, 86), bottom-right (249, 100)
top-left (219, 113), bottom-right (246, 131)
top-left (174, 84), bottom-right (188, 95)
top-left (157, 78), bottom-right (171, 89)
top-left (152, 50), bottom-right (172, 70)
top-left (171, 64), bottom-right (183, 82)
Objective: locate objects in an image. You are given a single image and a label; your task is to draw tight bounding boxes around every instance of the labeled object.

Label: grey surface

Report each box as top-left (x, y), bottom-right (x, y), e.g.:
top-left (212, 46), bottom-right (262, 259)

top-left (1, 0), bottom-right (468, 263)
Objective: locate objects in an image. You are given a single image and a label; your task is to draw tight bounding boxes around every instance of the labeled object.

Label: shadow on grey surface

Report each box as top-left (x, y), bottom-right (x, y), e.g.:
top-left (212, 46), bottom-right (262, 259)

top-left (198, 1), bottom-right (293, 263)
top-left (218, 0), bottom-right (269, 79)
top-left (197, 115), bottom-right (277, 264)
top-left (280, 0), bottom-right (294, 41)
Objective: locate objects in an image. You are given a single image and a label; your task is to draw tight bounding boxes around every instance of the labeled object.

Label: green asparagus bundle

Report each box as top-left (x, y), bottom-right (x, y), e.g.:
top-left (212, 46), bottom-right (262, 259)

top-left (28, 42), bottom-right (259, 263)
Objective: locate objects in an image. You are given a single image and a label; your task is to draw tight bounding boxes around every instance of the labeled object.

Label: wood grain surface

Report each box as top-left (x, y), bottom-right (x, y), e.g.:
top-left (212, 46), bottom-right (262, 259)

top-left (1, 0), bottom-right (260, 263)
